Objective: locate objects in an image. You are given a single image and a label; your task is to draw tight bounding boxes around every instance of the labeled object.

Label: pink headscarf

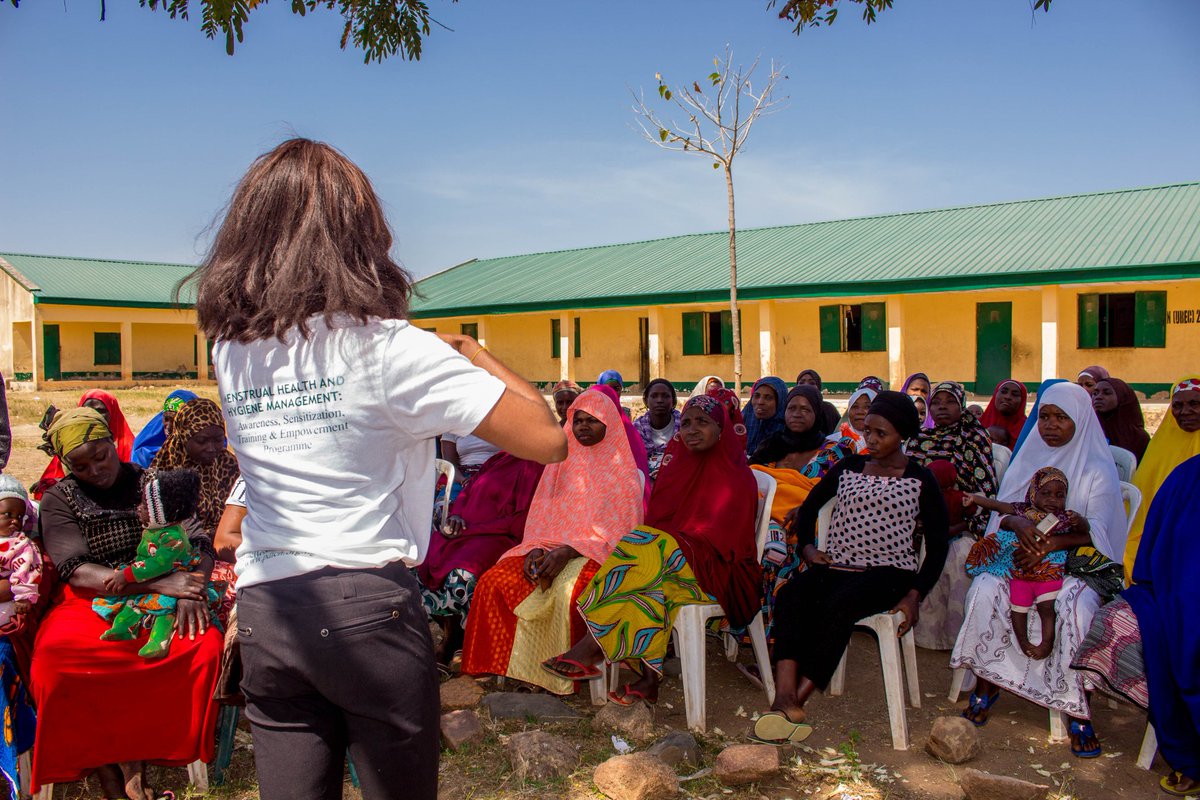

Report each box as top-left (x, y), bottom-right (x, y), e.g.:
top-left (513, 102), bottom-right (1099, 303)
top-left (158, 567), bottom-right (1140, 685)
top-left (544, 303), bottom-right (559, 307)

top-left (502, 390), bottom-right (644, 564)
top-left (590, 384), bottom-right (652, 509)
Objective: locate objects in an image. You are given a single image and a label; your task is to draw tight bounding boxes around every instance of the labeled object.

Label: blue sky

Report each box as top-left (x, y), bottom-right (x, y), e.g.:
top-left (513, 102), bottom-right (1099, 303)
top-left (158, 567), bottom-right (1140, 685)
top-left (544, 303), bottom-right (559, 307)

top-left (2, 0), bottom-right (1198, 278)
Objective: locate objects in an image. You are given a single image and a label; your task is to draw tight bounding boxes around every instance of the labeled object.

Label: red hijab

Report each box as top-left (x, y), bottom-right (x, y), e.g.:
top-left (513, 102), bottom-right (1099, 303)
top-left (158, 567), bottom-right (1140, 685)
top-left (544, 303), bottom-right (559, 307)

top-left (979, 379), bottom-right (1028, 445)
top-left (34, 390), bottom-right (136, 498)
top-left (647, 394), bottom-right (761, 626)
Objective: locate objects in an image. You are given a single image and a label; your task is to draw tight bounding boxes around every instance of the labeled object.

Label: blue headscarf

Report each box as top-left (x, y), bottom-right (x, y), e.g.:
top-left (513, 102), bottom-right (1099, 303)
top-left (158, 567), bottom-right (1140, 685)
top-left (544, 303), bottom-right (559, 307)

top-left (130, 389), bottom-right (199, 467)
top-left (597, 370), bottom-right (624, 390)
top-left (1011, 379), bottom-right (1066, 456)
top-left (742, 376), bottom-right (788, 456)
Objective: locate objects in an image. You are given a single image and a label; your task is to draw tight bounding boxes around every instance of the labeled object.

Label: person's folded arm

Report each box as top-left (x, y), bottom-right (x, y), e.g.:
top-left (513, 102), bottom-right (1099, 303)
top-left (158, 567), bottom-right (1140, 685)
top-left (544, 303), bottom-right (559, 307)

top-left (912, 465), bottom-right (951, 599)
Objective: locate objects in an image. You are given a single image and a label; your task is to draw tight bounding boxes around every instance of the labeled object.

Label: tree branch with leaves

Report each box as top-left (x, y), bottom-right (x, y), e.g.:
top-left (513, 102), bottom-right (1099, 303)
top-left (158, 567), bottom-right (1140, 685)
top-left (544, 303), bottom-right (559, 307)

top-left (632, 50), bottom-right (786, 393)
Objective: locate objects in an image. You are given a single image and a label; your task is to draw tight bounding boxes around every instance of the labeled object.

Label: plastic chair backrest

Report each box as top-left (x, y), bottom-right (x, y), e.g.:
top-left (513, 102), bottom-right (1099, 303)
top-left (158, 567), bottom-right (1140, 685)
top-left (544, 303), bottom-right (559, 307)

top-left (752, 472), bottom-right (777, 561)
top-left (992, 444), bottom-right (1012, 486)
top-left (434, 458), bottom-right (457, 534)
top-left (1110, 446), bottom-right (1137, 483)
top-left (1119, 481), bottom-right (1142, 538)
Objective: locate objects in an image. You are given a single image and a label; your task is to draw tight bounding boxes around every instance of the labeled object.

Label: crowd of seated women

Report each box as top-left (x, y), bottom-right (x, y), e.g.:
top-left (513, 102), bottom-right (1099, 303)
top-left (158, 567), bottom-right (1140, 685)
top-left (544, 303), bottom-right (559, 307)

top-left (0, 364), bottom-right (1194, 799)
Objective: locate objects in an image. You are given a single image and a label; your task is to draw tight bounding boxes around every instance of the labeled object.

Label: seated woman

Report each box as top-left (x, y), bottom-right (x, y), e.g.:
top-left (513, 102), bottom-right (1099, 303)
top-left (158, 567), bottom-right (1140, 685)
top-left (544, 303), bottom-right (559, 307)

top-left (901, 372), bottom-right (933, 428)
top-left (795, 369), bottom-right (841, 433)
top-left (548, 394), bottom-right (761, 705)
top-left (597, 370), bottom-right (624, 392)
top-left (31, 408), bottom-right (222, 798)
top-left (909, 380), bottom-right (998, 650)
top-left (692, 375), bottom-right (724, 397)
top-left (1122, 376), bottom-right (1200, 581)
top-left (634, 378), bottom-right (681, 481)
top-left (751, 391), bottom-right (949, 743)
top-left (980, 379), bottom-right (1028, 449)
top-left (951, 382), bottom-right (1128, 759)
top-left (1073, 455), bottom-right (1200, 797)
top-left (441, 431), bottom-right (502, 486)
top-left (417, 451), bottom-right (545, 660)
top-left (747, 385), bottom-right (854, 639)
top-left (1076, 365), bottom-right (1109, 394)
top-left (461, 390), bottom-right (643, 694)
top-left (594, 384), bottom-right (652, 509)
top-left (743, 377), bottom-right (788, 457)
top-left (830, 385), bottom-right (876, 454)
top-left (551, 380), bottom-right (583, 425)
top-left (130, 389), bottom-right (199, 467)
top-left (1092, 377), bottom-right (1151, 463)
top-left (34, 390), bottom-right (136, 499)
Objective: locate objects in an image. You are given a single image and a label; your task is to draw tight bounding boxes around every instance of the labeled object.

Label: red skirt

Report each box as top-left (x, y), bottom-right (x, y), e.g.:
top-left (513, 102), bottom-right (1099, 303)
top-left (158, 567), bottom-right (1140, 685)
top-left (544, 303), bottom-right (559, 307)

top-left (29, 584), bottom-right (222, 790)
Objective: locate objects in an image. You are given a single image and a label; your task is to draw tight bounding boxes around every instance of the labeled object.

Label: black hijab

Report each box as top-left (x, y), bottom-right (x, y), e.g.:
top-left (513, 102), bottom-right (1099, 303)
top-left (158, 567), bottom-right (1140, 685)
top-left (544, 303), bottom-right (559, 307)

top-left (749, 385), bottom-right (829, 465)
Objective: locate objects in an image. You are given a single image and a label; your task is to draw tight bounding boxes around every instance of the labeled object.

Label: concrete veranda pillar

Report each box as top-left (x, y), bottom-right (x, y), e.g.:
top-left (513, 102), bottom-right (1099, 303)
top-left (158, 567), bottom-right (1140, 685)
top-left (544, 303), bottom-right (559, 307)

top-left (31, 316), bottom-right (40, 391)
top-left (647, 306), bottom-right (665, 381)
top-left (758, 300), bottom-right (777, 379)
top-left (196, 331), bottom-right (209, 381)
top-left (1040, 286), bottom-right (1058, 382)
top-left (120, 320), bottom-right (134, 382)
top-left (559, 311), bottom-right (574, 382)
top-left (886, 296), bottom-right (905, 390)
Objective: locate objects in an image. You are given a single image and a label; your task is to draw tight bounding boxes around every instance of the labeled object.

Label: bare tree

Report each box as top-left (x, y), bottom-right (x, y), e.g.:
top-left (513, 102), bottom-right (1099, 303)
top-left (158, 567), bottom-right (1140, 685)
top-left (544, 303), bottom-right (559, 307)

top-left (633, 49), bottom-right (786, 393)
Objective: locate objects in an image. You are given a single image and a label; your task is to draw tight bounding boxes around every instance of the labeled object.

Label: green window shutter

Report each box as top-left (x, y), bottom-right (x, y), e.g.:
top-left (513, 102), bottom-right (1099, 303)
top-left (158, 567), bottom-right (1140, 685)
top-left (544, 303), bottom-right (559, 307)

top-left (719, 310), bottom-right (734, 355)
top-left (1133, 291), bottom-right (1166, 348)
top-left (860, 302), bottom-right (887, 352)
top-left (819, 305), bottom-right (842, 353)
top-left (1077, 294), bottom-right (1100, 349)
top-left (94, 332), bottom-right (121, 366)
top-left (682, 312), bottom-right (705, 356)
top-left (551, 319), bottom-right (561, 358)
top-left (574, 317), bottom-right (581, 358)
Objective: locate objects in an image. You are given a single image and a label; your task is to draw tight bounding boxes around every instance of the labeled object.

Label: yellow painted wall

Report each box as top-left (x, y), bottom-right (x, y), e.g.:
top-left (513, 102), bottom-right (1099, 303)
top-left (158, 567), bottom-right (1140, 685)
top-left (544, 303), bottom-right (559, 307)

top-left (484, 313), bottom-right (558, 383)
top-left (54, 321), bottom-right (121, 373)
top-left (39, 305), bottom-right (196, 325)
top-left (575, 308), bottom-right (644, 384)
top-left (1056, 279), bottom-right (1200, 393)
top-left (658, 302), bottom-right (762, 384)
top-left (0, 270), bottom-right (35, 377)
top-left (132, 323), bottom-right (199, 373)
top-left (773, 298), bottom-right (887, 386)
top-left (11, 324), bottom-right (32, 374)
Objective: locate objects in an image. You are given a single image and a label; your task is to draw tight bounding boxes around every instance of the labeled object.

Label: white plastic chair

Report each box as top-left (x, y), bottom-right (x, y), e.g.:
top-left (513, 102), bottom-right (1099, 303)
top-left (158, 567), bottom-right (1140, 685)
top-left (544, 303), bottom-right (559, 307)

top-left (661, 472), bottom-right (777, 732)
top-left (991, 444), bottom-right (1012, 485)
top-left (950, 480), bottom-right (1144, 743)
top-left (818, 498), bottom-right (921, 750)
top-left (1137, 722), bottom-right (1157, 770)
top-left (1109, 445), bottom-right (1137, 483)
top-left (434, 458), bottom-right (457, 535)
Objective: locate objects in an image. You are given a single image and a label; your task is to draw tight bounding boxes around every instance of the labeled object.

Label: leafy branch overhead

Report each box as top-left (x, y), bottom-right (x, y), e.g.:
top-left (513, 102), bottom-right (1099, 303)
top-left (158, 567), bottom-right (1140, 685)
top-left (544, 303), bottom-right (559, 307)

top-left (769, 0), bottom-right (1054, 32)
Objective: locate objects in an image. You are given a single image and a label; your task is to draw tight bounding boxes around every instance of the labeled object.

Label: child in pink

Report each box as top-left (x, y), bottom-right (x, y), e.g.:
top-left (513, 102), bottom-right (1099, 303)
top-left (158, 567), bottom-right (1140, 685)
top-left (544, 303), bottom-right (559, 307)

top-left (0, 475), bottom-right (44, 627)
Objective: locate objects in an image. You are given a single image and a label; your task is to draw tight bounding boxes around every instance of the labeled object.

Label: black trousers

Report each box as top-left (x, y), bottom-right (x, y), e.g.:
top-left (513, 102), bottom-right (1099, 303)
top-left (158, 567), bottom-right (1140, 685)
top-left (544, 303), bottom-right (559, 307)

top-left (237, 561), bottom-right (439, 800)
top-left (771, 564), bottom-right (914, 689)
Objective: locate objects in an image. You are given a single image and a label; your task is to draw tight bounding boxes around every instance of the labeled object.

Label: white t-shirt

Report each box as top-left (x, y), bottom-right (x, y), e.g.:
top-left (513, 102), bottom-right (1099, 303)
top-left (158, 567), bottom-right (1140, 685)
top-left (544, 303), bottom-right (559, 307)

top-left (226, 477), bottom-right (247, 508)
top-left (212, 316), bottom-right (505, 588)
top-left (441, 432), bottom-right (500, 469)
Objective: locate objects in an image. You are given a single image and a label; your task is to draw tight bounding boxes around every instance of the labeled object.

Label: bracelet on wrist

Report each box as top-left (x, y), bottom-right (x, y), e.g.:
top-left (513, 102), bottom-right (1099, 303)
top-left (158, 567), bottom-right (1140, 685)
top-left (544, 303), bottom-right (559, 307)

top-left (469, 345), bottom-right (488, 364)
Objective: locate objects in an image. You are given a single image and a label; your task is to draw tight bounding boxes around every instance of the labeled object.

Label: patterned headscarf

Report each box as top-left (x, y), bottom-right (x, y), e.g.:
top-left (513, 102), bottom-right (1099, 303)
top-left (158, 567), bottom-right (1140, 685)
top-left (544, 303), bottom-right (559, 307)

top-left (151, 398), bottom-right (239, 535)
top-left (858, 376), bottom-right (885, 392)
top-left (39, 407), bottom-right (113, 475)
top-left (1175, 378), bottom-right (1200, 396)
top-left (552, 379), bottom-right (583, 398)
top-left (1025, 466), bottom-right (1069, 510)
top-left (164, 394), bottom-right (190, 413)
top-left (910, 380), bottom-right (998, 535)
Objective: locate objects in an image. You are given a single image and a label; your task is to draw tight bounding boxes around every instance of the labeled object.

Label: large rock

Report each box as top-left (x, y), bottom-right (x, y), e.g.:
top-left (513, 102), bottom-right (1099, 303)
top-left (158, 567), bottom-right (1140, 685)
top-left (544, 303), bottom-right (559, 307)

top-left (714, 744), bottom-right (780, 786)
top-left (440, 710), bottom-right (484, 751)
top-left (593, 753), bottom-right (679, 800)
top-left (925, 715), bottom-right (981, 764)
top-left (440, 676), bottom-right (485, 711)
top-left (960, 769), bottom-right (1051, 800)
top-left (645, 731), bottom-right (701, 767)
top-left (591, 701), bottom-right (656, 740)
top-left (483, 692), bottom-right (583, 721)
top-left (508, 730), bottom-right (579, 781)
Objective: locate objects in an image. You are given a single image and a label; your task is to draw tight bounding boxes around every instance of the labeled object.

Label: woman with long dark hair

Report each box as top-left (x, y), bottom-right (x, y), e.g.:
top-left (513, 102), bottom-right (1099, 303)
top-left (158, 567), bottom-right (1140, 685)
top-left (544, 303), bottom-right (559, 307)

top-left (188, 138), bottom-right (566, 800)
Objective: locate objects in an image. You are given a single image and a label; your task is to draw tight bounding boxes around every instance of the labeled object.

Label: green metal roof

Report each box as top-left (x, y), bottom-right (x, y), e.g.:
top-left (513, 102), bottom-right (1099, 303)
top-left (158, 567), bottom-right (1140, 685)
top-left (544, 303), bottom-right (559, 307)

top-left (0, 253), bottom-right (196, 308)
top-left (411, 182), bottom-right (1200, 318)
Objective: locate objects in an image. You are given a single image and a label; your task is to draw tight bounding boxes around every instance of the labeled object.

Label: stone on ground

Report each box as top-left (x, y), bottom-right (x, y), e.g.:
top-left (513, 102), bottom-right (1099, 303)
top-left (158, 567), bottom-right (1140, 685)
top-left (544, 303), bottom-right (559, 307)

top-left (508, 730), bottom-right (579, 781)
top-left (483, 691), bottom-right (583, 721)
top-left (591, 701), bottom-right (656, 740)
top-left (925, 715), bottom-right (981, 764)
top-left (959, 768), bottom-right (1051, 800)
top-left (440, 710), bottom-right (484, 751)
top-left (714, 744), bottom-right (780, 786)
top-left (645, 730), bottom-right (701, 767)
top-left (440, 676), bottom-right (484, 711)
top-left (593, 752), bottom-right (679, 800)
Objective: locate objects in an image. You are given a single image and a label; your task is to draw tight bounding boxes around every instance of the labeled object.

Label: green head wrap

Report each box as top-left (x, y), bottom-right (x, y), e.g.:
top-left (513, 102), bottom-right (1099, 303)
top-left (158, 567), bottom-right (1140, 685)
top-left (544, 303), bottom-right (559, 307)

top-left (39, 407), bottom-right (113, 475)
top-left (163, 395), bottom-right (189, 414)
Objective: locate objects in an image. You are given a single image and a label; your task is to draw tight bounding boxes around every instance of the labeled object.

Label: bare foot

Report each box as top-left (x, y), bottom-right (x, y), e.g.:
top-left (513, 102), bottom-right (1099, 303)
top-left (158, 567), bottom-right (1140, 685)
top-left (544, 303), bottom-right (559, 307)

top-left (118, 761), bottom-right (154, 800)
top-left (769, 704), bottom-right (807, 724)
top-left (96, 764), bottom-right (126, 799)
top-left (1165, 772), bottom-right (1199, 794)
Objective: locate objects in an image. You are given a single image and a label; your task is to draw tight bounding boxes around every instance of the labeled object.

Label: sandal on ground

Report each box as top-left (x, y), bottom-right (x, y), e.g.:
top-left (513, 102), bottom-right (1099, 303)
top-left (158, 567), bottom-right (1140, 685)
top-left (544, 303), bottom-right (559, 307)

top-left (608, 684), bottom-right (657, 707)
top-left (1068, 719), bottom-right (1102, 758)
top-left (962, 689), bottom-right (1000, 727)
top-left (1159, 772), bottom-right (1199, 797)
top-left (748, 711), bottom-right (813, 745)
top-left (540, 655), bottom-right (601, 681)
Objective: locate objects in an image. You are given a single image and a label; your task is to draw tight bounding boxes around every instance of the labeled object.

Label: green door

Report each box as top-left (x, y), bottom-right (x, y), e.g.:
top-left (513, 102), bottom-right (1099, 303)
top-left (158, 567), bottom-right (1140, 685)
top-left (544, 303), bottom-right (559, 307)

top-left (975, 302), bottom-right (1012, 395)
top-left (43, 324), bottom-right (61, 380)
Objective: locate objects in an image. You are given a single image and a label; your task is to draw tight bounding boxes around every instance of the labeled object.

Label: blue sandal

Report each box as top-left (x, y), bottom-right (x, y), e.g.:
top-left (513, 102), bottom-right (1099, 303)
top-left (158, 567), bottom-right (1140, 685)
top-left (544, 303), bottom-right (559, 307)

top-left (1069, 719), bottom-right (1102, 758)
top-left (962, 689), bottom-right (1000, 727)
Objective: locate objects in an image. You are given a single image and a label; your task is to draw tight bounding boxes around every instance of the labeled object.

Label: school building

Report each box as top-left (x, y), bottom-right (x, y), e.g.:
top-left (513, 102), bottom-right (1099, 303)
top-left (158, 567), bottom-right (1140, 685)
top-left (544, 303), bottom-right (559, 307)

top-left (2, 182), bottom-right (1198, 395)
top-left (410, 182), bottom-right (1200, 397)
top-left (0, 253), bottom-right (210, 389)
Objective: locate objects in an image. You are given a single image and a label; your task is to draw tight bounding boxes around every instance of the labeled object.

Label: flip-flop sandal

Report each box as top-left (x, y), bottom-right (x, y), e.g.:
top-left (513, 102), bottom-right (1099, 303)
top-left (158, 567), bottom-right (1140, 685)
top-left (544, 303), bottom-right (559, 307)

top-left (1068, 719), bottom-right (1103, 758)
top-left (540, 656), bottom-right (601, 681)
top-left (962, 689), bottom-right (1000, 727)
top-left (750, 711), bottom-right (813, 744)
top-left (608, 684), bottom-right (657, 707)
top-left (1160, 771), bottom-right (1200, 797)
